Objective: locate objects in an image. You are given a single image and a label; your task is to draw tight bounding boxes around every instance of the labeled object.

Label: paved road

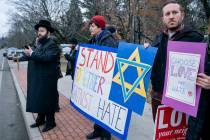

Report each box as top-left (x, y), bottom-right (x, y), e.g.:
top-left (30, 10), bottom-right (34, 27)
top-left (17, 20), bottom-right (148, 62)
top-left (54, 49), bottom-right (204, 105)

top-left (0, 49), bottom-right (29, 140)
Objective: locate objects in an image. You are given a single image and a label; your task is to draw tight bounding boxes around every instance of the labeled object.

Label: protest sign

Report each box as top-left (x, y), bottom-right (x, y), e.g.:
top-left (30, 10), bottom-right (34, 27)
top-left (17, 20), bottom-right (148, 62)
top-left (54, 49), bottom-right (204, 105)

top-left (70, 44), bottom-right (132, 139)
top-left (109, 42), bottom-right (157, 115)
top-left (162, 41), bottom-right (207, 117)
top-left (154, 105), bottom-right (189, 140)
top-left (166, 52), bottom-right (200, 106)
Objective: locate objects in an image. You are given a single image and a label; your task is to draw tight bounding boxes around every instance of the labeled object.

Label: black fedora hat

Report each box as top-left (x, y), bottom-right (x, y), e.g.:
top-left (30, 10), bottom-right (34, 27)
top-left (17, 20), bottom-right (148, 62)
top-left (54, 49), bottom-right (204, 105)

top-left (34, 20), bottom-right (54, 33)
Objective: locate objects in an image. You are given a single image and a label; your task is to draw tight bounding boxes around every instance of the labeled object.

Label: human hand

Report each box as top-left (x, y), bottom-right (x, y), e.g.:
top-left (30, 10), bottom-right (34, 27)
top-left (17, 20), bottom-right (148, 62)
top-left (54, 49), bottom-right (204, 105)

top-left (196, 73), bottom-right (210, 90)
top-left (143, 42), bottom-right (150, 48)
top-left (24, 46), bottom-right (33, 56)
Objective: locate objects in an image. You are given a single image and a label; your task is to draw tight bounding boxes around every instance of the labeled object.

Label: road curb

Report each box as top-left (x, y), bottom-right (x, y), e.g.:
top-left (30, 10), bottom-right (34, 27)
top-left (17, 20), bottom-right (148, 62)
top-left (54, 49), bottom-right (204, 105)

top-left (9, 61), bottom-right (43, 140)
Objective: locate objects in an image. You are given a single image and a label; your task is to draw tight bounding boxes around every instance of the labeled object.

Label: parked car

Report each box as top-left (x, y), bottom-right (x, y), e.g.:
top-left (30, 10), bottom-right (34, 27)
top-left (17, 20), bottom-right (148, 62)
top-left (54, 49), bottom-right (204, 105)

top-left (60, 44), bottom-right (71, 55)
top-left (13, 52), bottom-right (24, 62)
top-left (7, 53), bottom-right (15, 60)
top-left (6, 48), bottom-right (24, 60)
top-left (6, 47), bottom-right (17, 60)
top-left (3, 50), bottom-right (7, 57)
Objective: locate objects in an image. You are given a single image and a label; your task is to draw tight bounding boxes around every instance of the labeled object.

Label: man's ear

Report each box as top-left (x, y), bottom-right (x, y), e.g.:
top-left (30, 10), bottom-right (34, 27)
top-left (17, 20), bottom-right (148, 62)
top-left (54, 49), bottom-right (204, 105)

top-left (48, 31), bottom-right (51, 36)
top-left (161, 16), bottom-right (164, 24)
top-left (181, 12), bottom-right (185, 21)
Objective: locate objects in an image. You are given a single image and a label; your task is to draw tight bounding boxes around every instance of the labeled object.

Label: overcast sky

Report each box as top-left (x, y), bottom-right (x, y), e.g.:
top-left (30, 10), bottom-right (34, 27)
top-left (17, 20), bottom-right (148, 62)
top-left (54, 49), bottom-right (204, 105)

top-left (0, 0), bottom-right (13, 37)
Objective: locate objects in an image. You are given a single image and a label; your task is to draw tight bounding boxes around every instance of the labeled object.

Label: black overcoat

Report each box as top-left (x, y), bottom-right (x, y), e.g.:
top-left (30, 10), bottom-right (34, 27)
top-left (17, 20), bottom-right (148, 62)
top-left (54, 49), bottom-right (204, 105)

top-left (20, 38), bottom-right (61, 113)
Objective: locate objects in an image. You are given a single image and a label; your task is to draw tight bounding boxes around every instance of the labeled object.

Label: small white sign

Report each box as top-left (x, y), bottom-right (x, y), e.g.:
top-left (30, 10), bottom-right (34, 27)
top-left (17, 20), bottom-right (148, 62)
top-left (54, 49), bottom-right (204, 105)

top-left (166, 52), bottom-right (200, 106)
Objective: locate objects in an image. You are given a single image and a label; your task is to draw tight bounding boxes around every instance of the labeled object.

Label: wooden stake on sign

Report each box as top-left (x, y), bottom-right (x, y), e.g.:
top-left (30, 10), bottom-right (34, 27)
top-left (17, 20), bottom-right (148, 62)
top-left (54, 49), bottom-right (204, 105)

top-left (17, 58), bottom-right (19, 71)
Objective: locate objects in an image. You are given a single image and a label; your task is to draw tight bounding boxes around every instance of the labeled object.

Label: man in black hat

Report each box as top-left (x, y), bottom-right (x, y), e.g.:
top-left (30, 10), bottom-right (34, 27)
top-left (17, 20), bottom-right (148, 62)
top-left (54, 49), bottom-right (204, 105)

top-left (20, 19), bottom-right (61, 132)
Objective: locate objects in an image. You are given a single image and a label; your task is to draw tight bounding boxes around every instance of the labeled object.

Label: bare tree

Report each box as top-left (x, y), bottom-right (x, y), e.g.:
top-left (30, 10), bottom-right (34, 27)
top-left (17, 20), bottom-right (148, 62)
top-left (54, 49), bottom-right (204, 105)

top-left (6, 0), bottom-right (209, 47)
top-left (9, 0), bottom-right (72, 43)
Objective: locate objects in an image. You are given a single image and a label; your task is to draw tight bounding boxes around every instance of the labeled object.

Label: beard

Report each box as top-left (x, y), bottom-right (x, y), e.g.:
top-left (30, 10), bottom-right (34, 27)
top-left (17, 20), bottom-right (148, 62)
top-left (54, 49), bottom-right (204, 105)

top-left (167, 25), bottom-right (181, 31)
top-left (38, 34), bottom-right (48, 43)
top-left (166, 21), bottom-right (182, 31)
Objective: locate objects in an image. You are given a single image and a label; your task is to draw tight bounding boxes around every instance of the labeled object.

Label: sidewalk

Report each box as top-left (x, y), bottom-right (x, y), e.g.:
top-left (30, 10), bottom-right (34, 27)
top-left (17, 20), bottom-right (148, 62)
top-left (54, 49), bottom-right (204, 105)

top-left (9, 61), bottom-right (154, 140)
top-left (9, 61), bottom-right (94, 140)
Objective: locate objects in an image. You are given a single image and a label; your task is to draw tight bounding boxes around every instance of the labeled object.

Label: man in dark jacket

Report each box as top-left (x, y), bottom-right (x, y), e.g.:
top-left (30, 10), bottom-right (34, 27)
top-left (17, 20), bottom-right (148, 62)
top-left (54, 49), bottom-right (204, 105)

top-left (187, 20), bottom-right (210, 140)
top-left (86, 15), bottom-right (118, 140)
top-left (20, 20), bottom-right (61, 132)
top-left (144, 1), bottom-right (210, 140)
top-left (64, 37), bottom-right (78, 79)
